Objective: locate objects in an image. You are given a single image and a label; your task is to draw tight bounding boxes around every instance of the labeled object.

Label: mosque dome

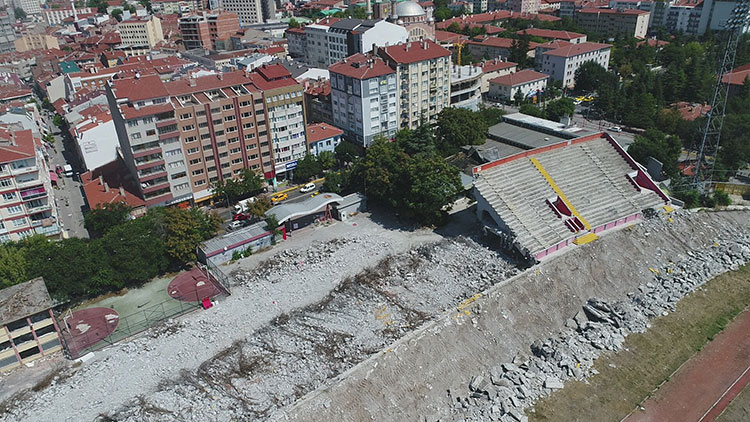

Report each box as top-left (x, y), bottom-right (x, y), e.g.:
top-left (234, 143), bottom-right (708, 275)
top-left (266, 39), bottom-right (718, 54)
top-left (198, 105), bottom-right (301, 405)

top-left (394, 1), bottom-right (426, 17)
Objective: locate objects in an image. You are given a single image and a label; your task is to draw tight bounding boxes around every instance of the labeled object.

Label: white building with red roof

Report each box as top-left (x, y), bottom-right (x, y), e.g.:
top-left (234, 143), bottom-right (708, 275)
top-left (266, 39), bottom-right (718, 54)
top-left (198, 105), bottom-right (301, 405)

top-left (516, 28), bottom-right (587, 43)
top-left (540, 41), bottom-right (611, 88)
top-left (329, 53), bottom-right (397, 146)
top-left (377, 39), bottom-right (452, 130)
top-left (488, 69), bottom-right (549, 101)
top-left (575, 8), bottom-right (650, 38)
top-left (71, 105), bottom-right (119, 171)
top-left (475, 58), bottom-right (518, 94)
top-left (306, 123), bottom-right (343, 156)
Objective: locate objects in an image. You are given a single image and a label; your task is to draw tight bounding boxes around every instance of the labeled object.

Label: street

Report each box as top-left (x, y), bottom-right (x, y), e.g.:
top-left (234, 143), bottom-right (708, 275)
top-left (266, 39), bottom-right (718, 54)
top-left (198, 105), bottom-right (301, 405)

top-left (42, 112), bottom-right (89, 239)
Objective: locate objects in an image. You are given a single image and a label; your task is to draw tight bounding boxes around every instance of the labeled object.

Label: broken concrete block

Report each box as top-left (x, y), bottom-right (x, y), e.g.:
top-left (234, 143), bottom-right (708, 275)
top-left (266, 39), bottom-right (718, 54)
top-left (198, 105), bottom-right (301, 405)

top-left (470, 375), bottom-right (488, 393)
top-left (502, 363), bottom-right (519, 373)
top-left (543, 377), bottom-right (564, 390)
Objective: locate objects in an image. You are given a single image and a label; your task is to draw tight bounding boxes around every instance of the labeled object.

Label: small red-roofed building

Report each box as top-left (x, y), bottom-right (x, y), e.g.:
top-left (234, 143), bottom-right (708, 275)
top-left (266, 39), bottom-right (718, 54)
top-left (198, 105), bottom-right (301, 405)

top-left (516, 28), bottom-right (587, 43)
top-left (721, 63), bottom-right (750, 95)
top-left (81, 159), bottom-right (147, 217)
top-left (670, 102), bottom-right (711, 121)
top-left (488, 69), bottom-right (549, 101)
top-left (637, 38), bottom-right (670, 49)
top-left (475, 58), bottom-right (518, 94)
top-left (540, 41), bottom-right (612, 88)
top-left (466, 36), bottom-right (541, 61)
top-left (576, 8), bottom-right (650, 39)
top-left (306, 123), bottom-right (343, 156)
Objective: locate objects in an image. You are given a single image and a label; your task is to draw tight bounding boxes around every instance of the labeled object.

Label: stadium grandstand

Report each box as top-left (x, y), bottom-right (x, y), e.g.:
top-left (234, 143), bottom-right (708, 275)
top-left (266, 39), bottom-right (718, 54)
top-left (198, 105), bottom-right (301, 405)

top-left (473, 132), bottom-right (670, 262)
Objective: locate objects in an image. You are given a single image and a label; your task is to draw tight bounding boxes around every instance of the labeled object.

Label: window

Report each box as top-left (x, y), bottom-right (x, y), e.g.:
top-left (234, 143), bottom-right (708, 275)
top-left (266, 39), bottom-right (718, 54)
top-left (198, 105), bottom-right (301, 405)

top-left (202, 144), bottom-right (213, 151)
top-left (215, 130), bottom-right (224, 136)
top-left (198, 122), bottom-right (208, 128)
top-left (174, 182), bottom-right (189, 190)
top-left (189, 158), bottom-right (202, 165)
top-left (164, 148), bottom-right (182, 157)
top-left (143, 117), bottom-right (154, 124)
top-left (13, 218), bottom-right (26, 227)
top-left (182, 125), bottom-right (194, 131)
top-left (168, 161), bottom-right (184, 169)
top-left (222, 104), bottom-right (233, 111)
top-left (180, 113), bottom-right (192, 120)
top-left (221, 163), bottom-right (230, 168)
top-left (224, 115), bottom-right (235, 121)
top-left (219, 152), bottom-right (228, 158)
top-left (207, 166), bottom-right (216, 173)
top-left (8, 205), bottom-right (23, 214)
top-left (131, 132), bottom-right (141, 140)
top-left (127, 120), bottom-right (139, 128)
top-left (2, 192), bottom-right (15, 201)
top-left (230, 147), bottom-right (241, 154)
top-left (187, 147), bottom-right (199, 154)
top-left (200, 133), bottom-right (211, 140)
top-left (184, 136), bottom-right (196, 143)
top-left (231, 158), bottom-right (242, 164)
top-left (192, 169), bottom-right (204, 176)
top-left (228, 137), bottom-right (239, 144)
top-left (194, 179), bottom-right (206, 187)
top-left (0, 179), bottom-right (11, 188)
top-left (171, 171), bottom-right (186, 180)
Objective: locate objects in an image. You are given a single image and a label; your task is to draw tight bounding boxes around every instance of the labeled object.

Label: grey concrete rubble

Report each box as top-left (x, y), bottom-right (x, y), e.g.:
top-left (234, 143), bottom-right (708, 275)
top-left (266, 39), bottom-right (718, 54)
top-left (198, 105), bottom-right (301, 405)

top-left (450, 218), bottom-right (750, 421)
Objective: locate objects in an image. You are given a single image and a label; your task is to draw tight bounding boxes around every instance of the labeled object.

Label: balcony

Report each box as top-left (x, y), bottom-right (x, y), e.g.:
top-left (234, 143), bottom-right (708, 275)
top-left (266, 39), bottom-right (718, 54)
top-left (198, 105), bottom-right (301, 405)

top-left (20, 187), bottom-right (46, 201)
top-left (11, 164), bottom-right (37, 175)
top-left (136, 159), bottom-right (165, 171)
top-left (27, 202), bottom-right (51, 214)
top-left (34, 223), bottom-right (60, 236)
top-left (132, 146), bottom-right (162, 159)
top-left (139, 170), bottom-right (168, 183)
top-left (142, 180), bottom-right (170, 195)
top-left (155, 119), bottom-right (177, 128)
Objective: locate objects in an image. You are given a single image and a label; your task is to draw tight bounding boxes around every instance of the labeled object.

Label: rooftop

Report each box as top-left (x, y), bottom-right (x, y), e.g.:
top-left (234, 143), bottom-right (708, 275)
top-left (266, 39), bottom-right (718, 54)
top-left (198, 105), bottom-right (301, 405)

top-left (0, 278), bottom-right (54, 326)
top-left (722, 63), bottom-right (750, 86)
top-left (578, 7), bottom-right (650, 15)
top-left (0, 128), bottom-right (37, 164)
top-left (477, 58), bottom-right (517, 73)
top-left (489, 69), bottom-right (549, 86)
top-left (266, 193), bottom-right (344, 224)
top-left (307, 123), bottom-right (343, 144)
top-left (329, 53), bottom-right (394, 80)
top-left (164, 72), bottom-right (256, 96)
top-left (110, 74), bottom-right (170, 101)
top-left (379, 39), bottom-right (451, 64)
top-left (516, 28), bottom-right (585, 40)
top-left (542, 41), bottom-right (611, 58)
top-left (201, 222), bottom-right (270, 257)
top-left (81, 159), bottom-right (145, 210)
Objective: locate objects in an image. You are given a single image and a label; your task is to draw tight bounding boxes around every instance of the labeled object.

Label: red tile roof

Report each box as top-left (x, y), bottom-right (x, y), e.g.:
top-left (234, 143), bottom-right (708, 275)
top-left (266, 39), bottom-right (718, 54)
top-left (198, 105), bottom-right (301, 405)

top-left (329, 53), bottom-right (394, 80)
top-left (516, 28), bottom-right (585, 40)
top-left (111, 74), bottom-right (170, 101)
top-left (249, 64), bottom-right (299, 90)
top-left (489, 69), bottom-right (549, 86)
top-left (306, 123), bottom-right (343, 144)
top-left (0, 87), bottom-right (32, 101)
top-left (379, 39), bottom-right (451, 64)
top-left (636, 38), bottom-right (670, 48)
top-left (477, 59), bottom-right (517, 72)
top-left (466, 36), bottom-right (541, 50)
top-left (435, 30), bottom-right (465, 43)
top-left (537, 40), bottom-right (574, 50)
top-left (164, 72), bottom-right (257, 96)
top-left (670, 102), bottom-right (710, 121)
top-left (82, 159), bottom-right (145, 210)
top-left (578, 7), bottom-right (650, 15)
top-left (722, 64), bottom-right (750, 86)
top-left (542, 41), bottom-right (611, 58)
top-left (0, 128), bottom-right (37, 164)
top-left (120, 102), bottom-right (174, 120)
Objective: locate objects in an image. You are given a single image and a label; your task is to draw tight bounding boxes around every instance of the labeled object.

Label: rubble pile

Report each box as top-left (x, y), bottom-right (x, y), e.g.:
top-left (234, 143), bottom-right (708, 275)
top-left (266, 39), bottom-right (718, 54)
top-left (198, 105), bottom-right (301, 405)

top-left (104, 237), bottom-right (516, 421)
top-left (450, 230), bottom-right (750, 422)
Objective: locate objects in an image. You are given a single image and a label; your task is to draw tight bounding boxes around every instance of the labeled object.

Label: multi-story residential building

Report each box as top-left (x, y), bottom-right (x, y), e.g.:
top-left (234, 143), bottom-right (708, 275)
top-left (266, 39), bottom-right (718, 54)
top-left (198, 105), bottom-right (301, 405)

top-left (71, 105), bottom-right (119, 171)
top-left (14, 34), bottom-right (60, 52)
top-left (248, 64), bottom-right (308, 182)
top-left (165, 72), bottom-right (273, 203)
top-left (450, 64), bottom-right (483, 110)
top-left (473, 0), bottom-right (489, 12)
top-left (63, 68), bottom-right (120, 101)
top-left (15, 0), bottom-right (42, 16)
top-left (117, 15), bottom-right (165, 55)
top-left (286, 26), bottom-right (306, 58)
top-left (43, 7), bottom-right (93, 25)
top-left (0, 127), bottom-right (60, 242)
top-left (151, 0), bottom-right (195, 15)
top-left (378, 39), bottom-right (451, 130)
top-left (303, 78), bottom-right (333, 125)
top-left (508, 0), bottom-right (541, 13)
top-left (329, 53), bottom-right (398, 147)
top-left (0, 13), bottom-right (16, 54)
top-left (475, 59), bottom-right (518, 95)
top-left (306, 123), bottom-right (343, 156)
top-left (540, 41), bottom-right (611, 88)
top-left (576, 8), bottom-right (650, 39)
top-left (221, 0), bottom-right (276, 25)
top-left (516, 28), bottom-right (587, 44)
top-left (326, 19), bottom-right (409, 67)
top-left (488, 69), bottom-right (549, 101)
top-left (466, 36), bottom-right (541, 61)
top-left (179, 11), bottom-right (240, 51)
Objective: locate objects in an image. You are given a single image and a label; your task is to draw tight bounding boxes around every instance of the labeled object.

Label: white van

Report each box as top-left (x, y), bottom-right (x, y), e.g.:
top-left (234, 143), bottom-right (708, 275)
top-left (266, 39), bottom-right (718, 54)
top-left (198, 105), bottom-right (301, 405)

top-left (300, 182), bottom-right (316, 193)
top-left (63, 165), bottom-right (74, 177)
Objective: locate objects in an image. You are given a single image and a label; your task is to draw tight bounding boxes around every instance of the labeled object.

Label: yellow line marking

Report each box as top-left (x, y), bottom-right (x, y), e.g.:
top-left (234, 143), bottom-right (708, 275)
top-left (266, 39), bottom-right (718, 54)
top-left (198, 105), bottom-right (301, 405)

top-left (573, 232), bottom-right (598, 245)
top-left (529, 157), bottom-right (591, 231)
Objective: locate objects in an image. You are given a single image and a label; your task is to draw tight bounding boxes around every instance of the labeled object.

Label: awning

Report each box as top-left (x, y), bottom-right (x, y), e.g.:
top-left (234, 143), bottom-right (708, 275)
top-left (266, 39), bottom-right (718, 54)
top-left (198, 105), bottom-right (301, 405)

top-left (49, 171), bottom-right (58, 183)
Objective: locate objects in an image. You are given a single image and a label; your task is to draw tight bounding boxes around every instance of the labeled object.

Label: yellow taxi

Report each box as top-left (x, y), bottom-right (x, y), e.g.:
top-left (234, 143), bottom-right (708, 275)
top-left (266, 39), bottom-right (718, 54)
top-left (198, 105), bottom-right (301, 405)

top-left (271, 192), bottom-right (288, 203)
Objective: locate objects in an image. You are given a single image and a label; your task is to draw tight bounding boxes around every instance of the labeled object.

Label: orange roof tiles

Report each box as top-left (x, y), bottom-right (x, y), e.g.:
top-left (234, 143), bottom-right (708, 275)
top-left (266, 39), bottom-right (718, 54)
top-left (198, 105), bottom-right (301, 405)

top-left (379, 39), bottom-right (451, 64)
top-left (543, 41), bottom-right (611, 58)
top-left (306, 123), bottom-right (343, 144)
top-left (329, 53), bottom-right (394, 80)
top-left (490, 69), bottom-right (549, 86)
top-left (82, 160), bottom-right (145, 210)
top-left (0, 128), bottom-right (37, 164)
top-left (111, 74), bottom-right (170, 101)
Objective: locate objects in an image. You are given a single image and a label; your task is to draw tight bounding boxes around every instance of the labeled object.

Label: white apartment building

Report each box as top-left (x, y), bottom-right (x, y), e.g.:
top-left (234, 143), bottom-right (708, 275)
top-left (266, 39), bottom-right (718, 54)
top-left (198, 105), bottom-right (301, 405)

top-left (151, 0), bottom-right (194, 15)
top-left (326, 19), bottom-right (408, 67)
top-left (378, 39), bottom-right (452, 130)
top-left (117, 15), bottom-right (164, 50)
top-left (576, 8), bottom-right (650, 39)
top-left (0, 127), bottom-right (60, 242)
top-left (450, 65), bottom-right (483, 110)
top-left (488, 69), bottom-right (549, 101)
top-left (476, 59), bottom-right (518, 94)
top-left (44, 7), bottom-right (93, 25)
top-left (220, 0), bottom-right (275, 25)
top-left (329, 53), bottom-right (399, 147)
top-left (540, 42), bottom-right (611, 88)
top-left (508, 0), bottom-right (541, 13)
top-left (15, 0), bottom-right (41, 16)
top-left (71, 106), bottom-right (119, 171)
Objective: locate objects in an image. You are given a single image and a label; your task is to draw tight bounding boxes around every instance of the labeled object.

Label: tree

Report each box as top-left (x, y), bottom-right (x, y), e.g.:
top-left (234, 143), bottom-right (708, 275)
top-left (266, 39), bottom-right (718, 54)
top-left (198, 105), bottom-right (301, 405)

top-left (627, 129), bottom-right (682, 179)
top-left (519, 103), bottom-right (545, 118)
top-left (0, 245), bottom-right (26, 289)
top-left (335, 141), bottom-right (361, 168)
top-left (321, 171), bottom-right (343, 194)
top-left (514, 88), bottom-right (525, 106)
top-left (574, 61), bottom-right (610, 93)
top-left (211, 170), bottom-right (264, 206)
top-left (545, 97), bottom-right (575, 122)
top-left (293, 154), bottom-right (321, 183)
top-left (152, 207), bottom-right (219, 265)
top-left (84, 202), bottom-right (132, 238)
top-left (53, 114), bottom-right (64, 128)
top-left (435, 107), bottom-right (488, 156)
top-left (14, 7), bottom-right (26, 20)
top-left (100, 217), bottom-right (167, 284)
top-left (396, 124), bottom-right (436, 156)
top-left (288, 18), bottom-right (300, 28)
top-left (111, 8), bottom-right (123, 21)
top-left (401, 153), bottom-right (463, 224)
top-left (508, 37), bottom-right (531, 67)
top-left (247, 196), bottom-right (273, 218)
top-left (317, 151), bottom-right (335, 171)
top-left (654, 108), bottom-right (683, 135)
top-left (478, 104), bottom-right (505, 126)
top-left (350, 6), bottom-right (367, 19)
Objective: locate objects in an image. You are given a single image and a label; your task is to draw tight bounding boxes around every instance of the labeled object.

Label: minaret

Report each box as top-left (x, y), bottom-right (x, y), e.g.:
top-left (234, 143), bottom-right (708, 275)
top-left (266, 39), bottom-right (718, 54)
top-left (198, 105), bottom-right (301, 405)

top-left (72, 0), bottom-right (78, 21)
top-left (366, 0), bottom-right (372, 19)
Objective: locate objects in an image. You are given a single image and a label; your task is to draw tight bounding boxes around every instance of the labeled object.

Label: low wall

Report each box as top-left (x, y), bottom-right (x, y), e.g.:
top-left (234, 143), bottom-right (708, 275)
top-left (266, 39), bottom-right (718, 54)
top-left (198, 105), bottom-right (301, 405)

top-left (280, 211), bottom-right (750, 422)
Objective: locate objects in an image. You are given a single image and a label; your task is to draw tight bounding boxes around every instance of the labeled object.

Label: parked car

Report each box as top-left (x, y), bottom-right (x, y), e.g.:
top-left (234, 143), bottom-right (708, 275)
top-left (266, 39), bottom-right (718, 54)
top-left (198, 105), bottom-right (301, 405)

top-left (608, 126), bottom-right (622, 133)
top-left (271, 192), bottom-right (288, 203)
top-left (232, 213), bottom-right (249, 221)
top-left (300, 182), bottom-right (316, 193)
top-left (228, 221), bottom-right (243, 230)
top-left (63, 164), bottom-right (74, 177)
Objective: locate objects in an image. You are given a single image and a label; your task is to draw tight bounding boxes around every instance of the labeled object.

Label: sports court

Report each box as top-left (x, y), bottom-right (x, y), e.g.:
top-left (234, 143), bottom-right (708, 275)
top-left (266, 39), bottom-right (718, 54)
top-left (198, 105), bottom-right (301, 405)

top-left (167, 266), bottom-right (224, 302)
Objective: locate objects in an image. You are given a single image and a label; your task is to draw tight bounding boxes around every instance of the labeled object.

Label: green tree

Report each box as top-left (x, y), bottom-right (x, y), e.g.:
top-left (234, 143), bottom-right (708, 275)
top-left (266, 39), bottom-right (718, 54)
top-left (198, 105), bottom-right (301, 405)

top-left (714, 190), bottom-right (731, 206)
top-left (0, 245), bottom-right (26, 289)
top-left (401, 154), bottom-right (463, 224)
top-left (154, 207), bottom-right (218, 265)
top-left (317, 150), bottom-right (335, 171)
top-left (100, 217), bottom-right (168, 283)
top-left (350, 6), bottom-right (366, 18)
top-left (627, 129), bottom-right (682, 178)
top-left (321, 171), bottom-right (343, 194)
top-left (519, 103), bottom-right (545, 118)
top-left (84, 202), bottom-right (132, 238)
top-left (293, 154), bottom-right (321, 183)
top-left (509, 37), bottom-right (531, 67)
top-left (435, 107), bottom-right (488, 156)
top-left (288, 18), bottom-right (300, 28)
top-left (14, 7), bottom-right (26, 20)
top-left (211, 170), bottom-right (264, 206)
top-left (574, 61), bottom-right (610, 93)
top-left (111, 8), bottom-right (123, 21)
top-left (514, 88), bottom-right (525, 106)
top-left (654, 108), bottom-right (683, 135)
top-left (478, 104), bottom-right (505, 126)
top-left (545, 97), bottom-right (575, 122)
top-left (396, 124), bottom-right (436, 156)
top-left (53, 114), bottom-right (64, 127)
top-left (334, 141), bottom-right (361, 167)
top-left (247, 196), bottom-right (273, 218)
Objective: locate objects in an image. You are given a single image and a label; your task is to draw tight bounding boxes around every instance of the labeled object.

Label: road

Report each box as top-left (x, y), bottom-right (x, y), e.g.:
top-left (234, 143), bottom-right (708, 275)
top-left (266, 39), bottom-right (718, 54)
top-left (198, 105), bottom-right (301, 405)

top-left (42, 111), bottom-right (89, 239)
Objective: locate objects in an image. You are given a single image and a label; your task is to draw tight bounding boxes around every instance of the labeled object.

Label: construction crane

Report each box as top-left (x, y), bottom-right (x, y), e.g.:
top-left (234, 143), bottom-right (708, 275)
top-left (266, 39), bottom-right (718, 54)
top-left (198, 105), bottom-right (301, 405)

top-left (692, 0), bottom-right (750, 191)
top-left (453, 42), bottom-right (464, 66)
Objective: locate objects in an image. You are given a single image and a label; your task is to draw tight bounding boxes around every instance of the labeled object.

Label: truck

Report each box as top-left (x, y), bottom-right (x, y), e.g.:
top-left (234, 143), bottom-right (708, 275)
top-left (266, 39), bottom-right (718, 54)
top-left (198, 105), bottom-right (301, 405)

top-left (234, 197), bottom-right (256, 213)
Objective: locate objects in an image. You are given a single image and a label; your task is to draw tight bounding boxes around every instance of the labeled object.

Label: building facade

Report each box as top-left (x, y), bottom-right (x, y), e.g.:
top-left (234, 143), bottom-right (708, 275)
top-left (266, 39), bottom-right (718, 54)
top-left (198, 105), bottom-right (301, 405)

top-left (450, 64), bottom-right (483, 110)
top-left (220, 0), bottom-right (275, 25)
top-left (15, 0), bottom-right (42, 16)
top-left (43, 7), bottom-right (93, 25)
top-left (488, 69), bottom-right (548, 101)
top-left (476, 59), bottom-right (518, 94)
top-left (540, 41), bottom-right (611, 88)
top-left (0, 127), bottom-right (60, 241)
top-left (71, 106), bottom-right (119, 172)
top-left (179, 11), bottom-right (240, 51)
top-left (117, 15), bottom-right (165, 53)
top-left (326, 19), bottom-right (409, 67)
top-left (329, 53), bottom-right (398, 147)
top-left (576, 8), bottom-right (650, 39)
top-left (0, 13), bottom-right (16, 54)
top-left (508, 0), bottom-right (541, 13)
top-left (14, 34), bottom-right (60, 52)
top-left (306, 122), bottom-right (343, 156)
top-left (379, 39), bottom-right (452, 129)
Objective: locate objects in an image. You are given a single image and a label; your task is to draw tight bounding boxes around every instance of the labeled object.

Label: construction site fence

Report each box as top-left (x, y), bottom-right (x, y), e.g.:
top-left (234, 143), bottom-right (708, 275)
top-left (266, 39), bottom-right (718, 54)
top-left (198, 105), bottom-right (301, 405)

top-left (714, 182), bottom-right (750, 196)
top-left (206, 258), bottom-right (233, 293)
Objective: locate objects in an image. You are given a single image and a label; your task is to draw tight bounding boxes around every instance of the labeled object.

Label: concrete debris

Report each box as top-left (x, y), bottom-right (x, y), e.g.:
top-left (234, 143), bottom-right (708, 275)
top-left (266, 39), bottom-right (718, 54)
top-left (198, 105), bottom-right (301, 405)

top-left (449, 211), bottom-right (750, 422)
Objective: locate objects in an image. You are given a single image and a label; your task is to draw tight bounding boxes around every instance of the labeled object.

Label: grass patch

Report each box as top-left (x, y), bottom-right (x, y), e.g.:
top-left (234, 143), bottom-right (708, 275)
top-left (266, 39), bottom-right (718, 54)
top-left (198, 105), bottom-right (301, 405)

top-left (529, 265), bottom-right (750, 422)
top-left (717, 384), bottom-right (750, 422)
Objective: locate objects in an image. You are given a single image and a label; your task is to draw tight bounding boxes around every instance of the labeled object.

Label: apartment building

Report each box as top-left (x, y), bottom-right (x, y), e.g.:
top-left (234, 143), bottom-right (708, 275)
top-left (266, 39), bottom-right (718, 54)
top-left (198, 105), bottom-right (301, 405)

top-left (576, 8), bottom-right (650, 38)
top-left (286, 26), bottom-right (306, 58)
top-left (151, 0), bottom-right (195, 14)
top-left (466, 36), bottom-right (541, 61)
top-left (378, 40), bottom-right (452, 129)
top-left (179, 11), bottom-right (240, 51)
top-left (0, 127), bottom-right (60, 242)
top-left (63, 68), bottom-right (120, 101)
top-left (306, 123), bottom-right (343, 156)
top-left (326, 19), bottom-right (408, 67)
top-left (0, 278), bottom-right (63, 372)
top-left (488, 69), bottom-right (548, 101)
top-left (43, 7), bottom-right (93, 25)
top-left (16, 0), bottom-right (42, 16)
top-left (117, 15), bottom-right (165, 55)
top-left (516, 28), bottom-right (587, 44)
top-left (249, 64), bottom-right (307, 182)
top-left (329, 53), bottom-right (398, 147)
top-left (14, 34), bottom-right (60, 52)
top-left (71, 105), bottom-right (119, 171)
top-left (508, 0), bottom-right (541, 13)
top-left (475, 59), bottom-right (518, 94)
top-left (0, 13), bottom-right (15, 54)
top-left (450, 64), bottom-right (483, 110)
top-left (221, 0), bottom-right (276, 25)
top-left (303, 18), bottom-right (341, 68)
top-left (540, 41), bottom-right (611, 88)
